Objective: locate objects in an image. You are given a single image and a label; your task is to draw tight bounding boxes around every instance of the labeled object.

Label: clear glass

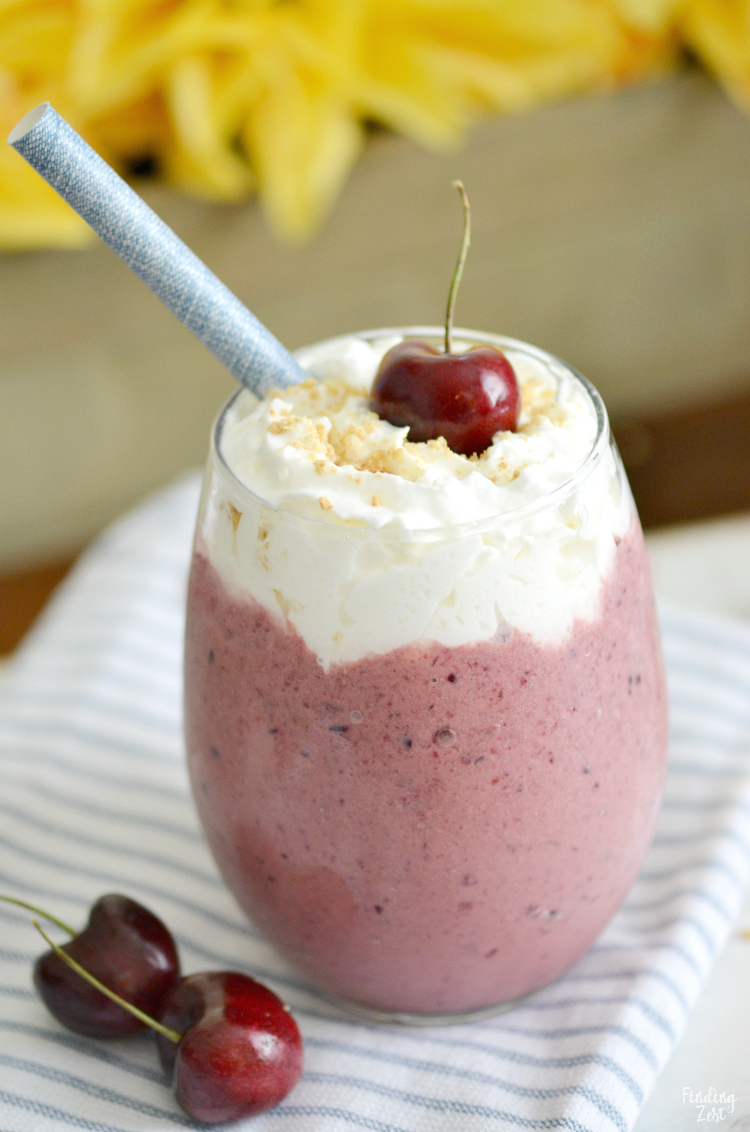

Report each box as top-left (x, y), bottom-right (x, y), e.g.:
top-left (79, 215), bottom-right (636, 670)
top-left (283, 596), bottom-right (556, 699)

top-left (184, 328), bottom-right (668, 1023)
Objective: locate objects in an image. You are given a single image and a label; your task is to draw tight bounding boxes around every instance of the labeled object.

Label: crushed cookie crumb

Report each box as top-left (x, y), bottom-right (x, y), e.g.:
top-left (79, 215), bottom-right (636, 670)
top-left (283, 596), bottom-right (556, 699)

top-left (246, 360), bottom-right (584, 493)
top-left (371, 495), bottom-right (382, 507)
top-left (319, 497), bottom-right (333, 510)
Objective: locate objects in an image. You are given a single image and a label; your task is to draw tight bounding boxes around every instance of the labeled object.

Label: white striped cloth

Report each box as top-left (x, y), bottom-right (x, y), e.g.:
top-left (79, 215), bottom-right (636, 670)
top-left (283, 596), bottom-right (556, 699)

top-left (1, 474), bottom-right (749, 1132)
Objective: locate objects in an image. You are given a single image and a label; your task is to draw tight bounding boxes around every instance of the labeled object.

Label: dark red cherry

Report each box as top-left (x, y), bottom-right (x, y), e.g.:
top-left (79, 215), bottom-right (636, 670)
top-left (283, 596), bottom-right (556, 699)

top-left (370, 338), bottom-right (520, 456)
top-left (26, 907), bottom-right (302, 1125)
top-left (157, 973), bottom-right (303, 1122)
top-left (33, 894), bottom-right (180, 1038)
top-left (371, 182), bottom-right (521, 455)
top-left (156, 971), bottom-right (303, 1124)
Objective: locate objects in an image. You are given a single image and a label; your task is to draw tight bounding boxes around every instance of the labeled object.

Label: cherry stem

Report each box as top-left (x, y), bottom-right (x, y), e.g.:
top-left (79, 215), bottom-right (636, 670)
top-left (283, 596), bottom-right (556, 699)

top-left (445, 180), bottom-right (471, 356)
top-left (0, 894), bottom-right (76, 937)
top-left (32, 920), bottom-right (181, 1044)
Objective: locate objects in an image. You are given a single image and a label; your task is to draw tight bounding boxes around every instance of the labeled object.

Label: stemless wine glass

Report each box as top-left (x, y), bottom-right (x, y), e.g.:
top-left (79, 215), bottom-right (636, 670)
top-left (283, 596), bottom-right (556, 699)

top-left (183, 328), bottom-right (668, 1024)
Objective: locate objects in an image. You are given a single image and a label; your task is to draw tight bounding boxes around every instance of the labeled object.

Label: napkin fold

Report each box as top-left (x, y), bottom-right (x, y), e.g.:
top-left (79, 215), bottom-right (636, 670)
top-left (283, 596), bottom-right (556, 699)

top-left (1, 474), bottom-right (749, 1132)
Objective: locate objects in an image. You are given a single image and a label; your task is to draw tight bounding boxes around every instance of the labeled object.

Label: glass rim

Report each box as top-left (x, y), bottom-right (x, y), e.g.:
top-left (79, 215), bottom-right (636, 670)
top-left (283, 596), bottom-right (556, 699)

top-left (210, 326), bottom-right (611, 542)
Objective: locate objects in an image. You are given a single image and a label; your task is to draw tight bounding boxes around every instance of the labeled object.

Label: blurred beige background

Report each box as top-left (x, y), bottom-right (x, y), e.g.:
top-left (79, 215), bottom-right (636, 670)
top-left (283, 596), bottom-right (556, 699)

top-left (2, 66), bottom-right (750, 577)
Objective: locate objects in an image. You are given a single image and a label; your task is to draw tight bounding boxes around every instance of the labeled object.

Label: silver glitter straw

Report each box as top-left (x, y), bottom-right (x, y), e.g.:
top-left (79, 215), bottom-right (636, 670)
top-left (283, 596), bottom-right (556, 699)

top-left (8, 103), bottom-right (307, 395)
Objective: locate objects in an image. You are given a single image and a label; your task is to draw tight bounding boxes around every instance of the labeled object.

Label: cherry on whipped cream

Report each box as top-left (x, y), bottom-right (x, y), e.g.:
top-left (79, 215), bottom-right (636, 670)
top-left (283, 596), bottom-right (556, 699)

top-left (370, 338), bottom-right (519, 457)
top-left (370, 181), bottom-right (520, 457)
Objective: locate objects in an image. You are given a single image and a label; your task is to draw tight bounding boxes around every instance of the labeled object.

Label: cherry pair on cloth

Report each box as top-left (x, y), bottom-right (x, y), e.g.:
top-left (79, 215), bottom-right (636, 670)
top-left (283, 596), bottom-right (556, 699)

top-left (4, 893), bottom-right (303, 1125)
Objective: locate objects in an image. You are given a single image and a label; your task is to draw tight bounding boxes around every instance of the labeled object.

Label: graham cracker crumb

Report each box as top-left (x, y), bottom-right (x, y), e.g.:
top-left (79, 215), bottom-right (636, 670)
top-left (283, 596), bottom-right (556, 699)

top-left (252, 358), bottom-right (577, 491)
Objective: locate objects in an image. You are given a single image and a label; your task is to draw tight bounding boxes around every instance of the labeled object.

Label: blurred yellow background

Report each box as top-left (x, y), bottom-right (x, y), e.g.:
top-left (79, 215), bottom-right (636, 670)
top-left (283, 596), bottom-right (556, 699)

top-left (2, 0), bottom-right (750, 248)
top-left (2, 0), bottom-right (750, 645)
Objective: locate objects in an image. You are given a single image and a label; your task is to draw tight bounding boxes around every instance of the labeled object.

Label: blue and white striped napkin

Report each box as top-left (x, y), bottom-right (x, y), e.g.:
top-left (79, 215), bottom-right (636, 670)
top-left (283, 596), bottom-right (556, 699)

top-left (1, 474), bottom-right (749, 1132)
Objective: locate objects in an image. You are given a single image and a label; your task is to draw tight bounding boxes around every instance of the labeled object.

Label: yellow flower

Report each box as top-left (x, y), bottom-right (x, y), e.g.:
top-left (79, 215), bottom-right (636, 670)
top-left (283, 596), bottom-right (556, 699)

top-left (0, 0), bottom-right (741, 249)
top-left (680, 0), bottom-right (750, 110)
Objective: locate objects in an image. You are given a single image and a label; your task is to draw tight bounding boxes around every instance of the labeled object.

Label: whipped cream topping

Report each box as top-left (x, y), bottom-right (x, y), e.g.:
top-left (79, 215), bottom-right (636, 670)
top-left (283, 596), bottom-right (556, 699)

top-left (199, 330), bottom-right (632, 668)
top-left (221, 334), bottom-right (598, 531)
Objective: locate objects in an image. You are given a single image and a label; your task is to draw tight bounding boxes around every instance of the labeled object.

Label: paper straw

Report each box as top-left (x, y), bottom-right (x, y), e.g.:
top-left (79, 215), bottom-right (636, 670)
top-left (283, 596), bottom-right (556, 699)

top-left (8, 103), bottom-right (307, 395)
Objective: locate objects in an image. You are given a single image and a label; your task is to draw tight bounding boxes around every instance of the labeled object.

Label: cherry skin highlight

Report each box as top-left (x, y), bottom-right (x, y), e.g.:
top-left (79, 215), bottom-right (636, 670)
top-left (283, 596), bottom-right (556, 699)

top-left (33, 894), bottom-right (180, 1038)
top-left (370, 338), bottom-right (520, 457)
top-left (157, 971), bottom-right (303, 1124)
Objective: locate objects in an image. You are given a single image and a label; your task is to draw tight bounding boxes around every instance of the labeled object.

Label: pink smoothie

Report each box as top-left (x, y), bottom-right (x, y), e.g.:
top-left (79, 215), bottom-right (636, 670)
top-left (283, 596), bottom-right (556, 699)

top-left (184, 521), bottom-right (667, 1016)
